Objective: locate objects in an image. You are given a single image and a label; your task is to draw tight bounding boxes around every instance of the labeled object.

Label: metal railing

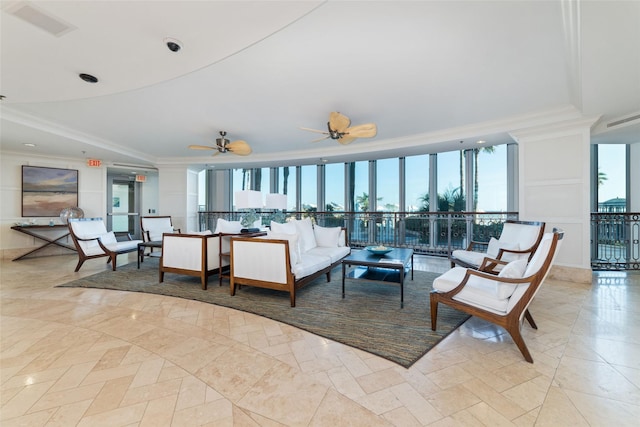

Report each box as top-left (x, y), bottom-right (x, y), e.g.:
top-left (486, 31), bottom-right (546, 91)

top-left (198, 210), bottom-right (519, 257)
top-left (199, 210), bottom-right (640, 270)
top-left (591, 212), bottom-right (640, 270)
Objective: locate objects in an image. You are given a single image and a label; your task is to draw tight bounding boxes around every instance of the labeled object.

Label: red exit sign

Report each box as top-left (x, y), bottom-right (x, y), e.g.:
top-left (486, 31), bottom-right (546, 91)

top-left (135, 175), bottom-right (146, 182)
top-left (87, 159), bottom-right (102, 167)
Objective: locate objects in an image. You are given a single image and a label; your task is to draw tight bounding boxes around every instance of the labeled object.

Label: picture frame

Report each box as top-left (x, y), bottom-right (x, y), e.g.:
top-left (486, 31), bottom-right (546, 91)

top-left (21, 165), bottom-right (79, 217)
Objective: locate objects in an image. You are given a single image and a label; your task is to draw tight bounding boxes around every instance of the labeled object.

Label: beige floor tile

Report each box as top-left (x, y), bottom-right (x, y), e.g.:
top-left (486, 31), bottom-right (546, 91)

top-left (2, 255), bottom-right (640, 426)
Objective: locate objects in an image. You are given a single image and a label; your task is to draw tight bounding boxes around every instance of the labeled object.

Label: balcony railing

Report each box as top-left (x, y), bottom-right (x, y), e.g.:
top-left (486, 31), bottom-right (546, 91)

top-left (591, 212), bottom-right (640, 270)
top-left (198, 210), bottom-right (519, 257)
top-left (199, 210), bottom-right (640, 270)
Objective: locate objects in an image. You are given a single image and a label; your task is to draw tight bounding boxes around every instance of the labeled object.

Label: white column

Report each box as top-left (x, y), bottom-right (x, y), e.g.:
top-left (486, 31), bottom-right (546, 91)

top-left (510, 117), bottom-right (598, 283)
top-left (157, 165), bottom-right (201, 233)
top-left (630, 142), bottom-right (640, 212)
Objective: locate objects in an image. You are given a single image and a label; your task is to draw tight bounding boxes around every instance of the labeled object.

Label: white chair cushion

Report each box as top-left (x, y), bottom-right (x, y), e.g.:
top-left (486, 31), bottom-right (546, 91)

top-left (142, 217), bottom-right (174, 241)
top-left (294, 218), bottom-right (317, 253)
top-left (188, 230), bottom-right (213, 235)
top-left (451, 249), bottom-right (486, 267)
top-left (523, 233), bottom-right (555, 277)
top-left (498, 258), bottom-right (528, 279)
top-left (433, 267), bottom-right (510, 314)
top-left (214, 219), bottom-right (242, 234)
top-left (499, 222), bottom-right (541, 250)
top-left (487, 237), bottom-right (520, 260)
top-left (264, 232), bottom-right (301, 265)
top-left (313, 225), bottom-right (341, 247)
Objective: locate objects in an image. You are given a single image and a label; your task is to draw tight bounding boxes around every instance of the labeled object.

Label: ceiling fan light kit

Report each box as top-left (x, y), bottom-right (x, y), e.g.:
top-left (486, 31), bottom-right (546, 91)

top-left (302, 112), bottom-right (377, 145)
top-left (188, 131), bottom-right (252, 156)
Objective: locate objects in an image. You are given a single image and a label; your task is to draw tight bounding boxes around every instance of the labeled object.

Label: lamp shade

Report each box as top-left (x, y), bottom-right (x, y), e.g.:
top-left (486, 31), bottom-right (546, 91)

top-left (235, 190), bottom-right (263, 209)
top-left (265, 193), bottom-right (287, 210)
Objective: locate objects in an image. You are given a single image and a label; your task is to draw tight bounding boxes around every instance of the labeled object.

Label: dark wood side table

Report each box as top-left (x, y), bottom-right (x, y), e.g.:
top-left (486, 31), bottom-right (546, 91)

top-left (341, 247), bottom-right (414, 308)
top-left (137, 241), bottom-right (162, 268)
top-left (10, 225), bottom-right (76, 261)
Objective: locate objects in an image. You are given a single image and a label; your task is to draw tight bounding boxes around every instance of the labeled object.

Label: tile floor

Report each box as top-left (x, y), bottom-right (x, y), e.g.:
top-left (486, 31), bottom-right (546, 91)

top-left (1, 253), bottom-right (639, 426)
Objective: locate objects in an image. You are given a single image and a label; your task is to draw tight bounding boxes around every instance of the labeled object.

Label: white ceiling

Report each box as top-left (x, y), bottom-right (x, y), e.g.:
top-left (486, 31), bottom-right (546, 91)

top-left (1, 0), bottom-right (639, 171)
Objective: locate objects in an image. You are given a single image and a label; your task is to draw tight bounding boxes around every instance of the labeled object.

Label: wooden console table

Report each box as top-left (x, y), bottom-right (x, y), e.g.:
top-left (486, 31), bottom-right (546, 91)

top-left (10, 224), bottom-right (76, 261)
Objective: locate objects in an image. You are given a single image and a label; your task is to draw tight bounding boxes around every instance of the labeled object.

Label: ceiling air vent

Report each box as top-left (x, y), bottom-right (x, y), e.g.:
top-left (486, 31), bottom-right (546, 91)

top-left (3, 1), bottom-right (76, 37)
top-left (607, 113), bottom-right (640, 129)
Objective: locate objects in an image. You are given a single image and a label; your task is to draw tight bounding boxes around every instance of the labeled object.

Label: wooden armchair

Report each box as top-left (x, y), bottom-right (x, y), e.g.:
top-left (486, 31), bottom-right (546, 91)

top-left (68, 217), bottom-right (142, 272)
top-left (140, 216), bottom-right (180, 259)
top-left (432, 229), bottom-right (564, 363)
top-left (450, 220), bottom-right (545, 272)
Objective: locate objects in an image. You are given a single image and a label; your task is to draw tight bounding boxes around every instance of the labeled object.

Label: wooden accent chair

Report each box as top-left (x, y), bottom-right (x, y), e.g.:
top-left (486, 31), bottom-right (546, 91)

top-left (140, 216), bottom-right (180, 259)
top-left (449, 220), bottom-right (545, 272)
top-left (68, 217), bottom-right (142, 272)
top-left (431, 228), bottom-right (564, 363)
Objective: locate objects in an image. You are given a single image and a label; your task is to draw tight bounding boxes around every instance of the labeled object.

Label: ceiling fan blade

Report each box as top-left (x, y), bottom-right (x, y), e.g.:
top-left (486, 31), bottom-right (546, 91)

top-left (337, 136), bottom-right (357, 145)
top-left (312, 135), bottom-right (330, 143)
top-left (211, 151), bottom-right (221, 157)
top-left (329, 112), bottom-right (350, 132)
top-left (226, 140), bottom-right (252, 156)
top-left (300, 127), bottom-right (328, 134)
top-left (188, 144), bottom-right (216, 150)
top-left (345, 123), bottom-right (377, 138)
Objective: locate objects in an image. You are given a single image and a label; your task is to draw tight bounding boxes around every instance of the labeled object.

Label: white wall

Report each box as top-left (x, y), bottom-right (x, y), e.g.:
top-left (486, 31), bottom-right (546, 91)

top-left (1, 152), bottom-right (108, 257)
top-left (511, 117), bottom-right (596, 282)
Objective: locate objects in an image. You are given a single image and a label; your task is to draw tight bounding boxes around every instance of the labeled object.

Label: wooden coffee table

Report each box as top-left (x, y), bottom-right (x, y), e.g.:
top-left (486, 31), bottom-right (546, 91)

top-left (341, 247), bottom-right (414, 308)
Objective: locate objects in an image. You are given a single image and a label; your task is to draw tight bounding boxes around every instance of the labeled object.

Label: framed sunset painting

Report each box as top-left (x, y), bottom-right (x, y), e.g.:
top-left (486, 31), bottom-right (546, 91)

top-left (21, 166), bottom-right (79, 217)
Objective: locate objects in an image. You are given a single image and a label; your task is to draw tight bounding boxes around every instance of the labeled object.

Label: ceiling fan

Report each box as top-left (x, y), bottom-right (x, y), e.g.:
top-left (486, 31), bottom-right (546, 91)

top-left (301, 112), bottom-right (377, 145)
top-left (188, 131), bottom-right (252, 156)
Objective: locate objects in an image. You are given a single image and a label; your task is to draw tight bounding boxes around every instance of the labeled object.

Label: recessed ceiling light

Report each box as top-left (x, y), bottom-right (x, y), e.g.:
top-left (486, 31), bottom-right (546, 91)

top-left (164, 37), bottom-right (182, 52)
top-left (476, 140), bottom-right (486, 144)
top-left (23, 143), bottom-right (36, 147)
top-left (79, 73), bottom-right (98, 83)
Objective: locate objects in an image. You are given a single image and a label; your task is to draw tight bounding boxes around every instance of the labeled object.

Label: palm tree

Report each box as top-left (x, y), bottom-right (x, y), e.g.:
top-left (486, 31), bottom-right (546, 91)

top-left (598, 170), bottom-right (608, 187)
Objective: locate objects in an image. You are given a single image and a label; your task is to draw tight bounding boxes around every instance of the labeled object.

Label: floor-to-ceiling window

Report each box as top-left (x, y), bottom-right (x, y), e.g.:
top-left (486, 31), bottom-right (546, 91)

top-left (277, 166), bottom-right (296, 211)
top-left (325, 163), bottom-right (345, 211)
top-left (300, 165), bottom-right (317, 213)
top-left (404, 154), bottom-right (430, 212)
top-left (474, 144), bottom-right (507, 212)
top-left (437, 150), bottom-right (465, 212)
top-left (376, 158), bottom-right (399, 212)
top-left (597, 144), bottom-right (627, 212)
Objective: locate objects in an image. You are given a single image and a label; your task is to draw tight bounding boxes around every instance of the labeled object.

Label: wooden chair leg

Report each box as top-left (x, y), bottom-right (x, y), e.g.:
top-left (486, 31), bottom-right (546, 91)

top-left (524, 309), bottom-right (538, 329)
top-left (74, 259), bottom-right (85, 272)
top-left (110, 254), bottom-right (118, 271)
top-left (507, 324), bottom-right (533, 363)
top-left (430, 295), bottom-right (439, 331)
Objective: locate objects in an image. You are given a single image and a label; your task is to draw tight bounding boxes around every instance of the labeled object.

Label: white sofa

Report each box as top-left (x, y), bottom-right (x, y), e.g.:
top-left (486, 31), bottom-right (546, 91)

top-left (230, 218), bottom-right (350, 307)
top-left (159, 231), bottom-right (226, 290)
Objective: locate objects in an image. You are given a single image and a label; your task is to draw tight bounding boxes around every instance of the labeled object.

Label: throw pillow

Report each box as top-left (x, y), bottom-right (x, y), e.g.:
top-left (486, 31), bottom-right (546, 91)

top-left (266, 231), bottom-right (301, 265)
top-left (214, 218), bottom-right (242, 234)
top-left (496, 258), bottom-right (528, 299)
top-left (294, 217), bottom-right (317, 253)
top-left (313, 225), bottom-right (341, 248)
top-left (487, 237), bottom-right (520, 261)
top-left (270, 220), bottom-right (297, 235)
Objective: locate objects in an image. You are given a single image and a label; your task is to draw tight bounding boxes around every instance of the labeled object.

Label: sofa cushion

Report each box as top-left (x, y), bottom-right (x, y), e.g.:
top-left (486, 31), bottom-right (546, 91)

top-left (271, 220), bottom-right (297, 234)
top-left (495, 258), bottom-right (528, 299)
top-left (293, 253), bottom-right (331, 279)
top-left (313, 225), bottom-right (342, 247)
top-left (264, 231), bottom-right (301, 265)
top-left (306, 246), bottom-right (351, 263)
top-left (294, 218), bottom-right (317, 253)
top-left (214, 218), bottom-right (242, 234)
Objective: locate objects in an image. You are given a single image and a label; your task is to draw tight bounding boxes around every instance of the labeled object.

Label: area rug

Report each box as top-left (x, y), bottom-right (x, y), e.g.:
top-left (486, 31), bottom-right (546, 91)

top-left (57, 262), bottom-right (469, 368)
